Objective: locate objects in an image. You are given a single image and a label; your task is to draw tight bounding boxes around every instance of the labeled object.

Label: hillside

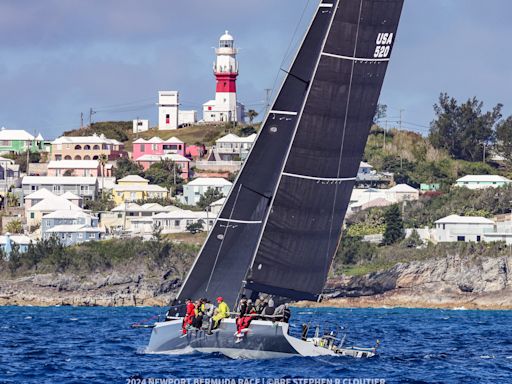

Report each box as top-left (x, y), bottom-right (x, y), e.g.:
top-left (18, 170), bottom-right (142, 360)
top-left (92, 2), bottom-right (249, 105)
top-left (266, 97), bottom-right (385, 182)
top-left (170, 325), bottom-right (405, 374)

top-left (63, 121), bottom-right (258, 152)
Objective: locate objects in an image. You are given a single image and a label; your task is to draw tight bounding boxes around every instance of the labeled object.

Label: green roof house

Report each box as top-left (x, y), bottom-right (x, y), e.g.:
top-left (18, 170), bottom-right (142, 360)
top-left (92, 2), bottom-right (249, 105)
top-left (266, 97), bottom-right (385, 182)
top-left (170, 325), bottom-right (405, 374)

top-left (0, 128), bottom-right (45, 154)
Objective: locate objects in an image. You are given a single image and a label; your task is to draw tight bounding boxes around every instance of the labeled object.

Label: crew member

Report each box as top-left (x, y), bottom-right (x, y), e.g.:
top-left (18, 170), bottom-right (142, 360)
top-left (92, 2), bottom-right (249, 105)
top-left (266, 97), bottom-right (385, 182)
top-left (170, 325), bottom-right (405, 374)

top-left (212, 296), bottom-right (230, 329)
top-left (182, 298), bottom-right (195, 335)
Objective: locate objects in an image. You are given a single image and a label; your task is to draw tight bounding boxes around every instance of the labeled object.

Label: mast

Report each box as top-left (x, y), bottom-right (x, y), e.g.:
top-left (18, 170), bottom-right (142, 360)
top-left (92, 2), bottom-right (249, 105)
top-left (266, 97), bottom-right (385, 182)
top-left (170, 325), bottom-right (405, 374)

top-left (175, 0), bottom-right (339, 309)
top-left (245, 0), bottom-right (404, 301)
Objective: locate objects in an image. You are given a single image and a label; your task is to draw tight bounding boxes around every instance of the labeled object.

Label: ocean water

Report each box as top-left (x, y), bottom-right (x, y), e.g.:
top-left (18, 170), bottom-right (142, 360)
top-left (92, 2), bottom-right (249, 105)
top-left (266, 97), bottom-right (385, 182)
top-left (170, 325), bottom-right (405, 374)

top-left (0, 306), bottom-right (511, 384)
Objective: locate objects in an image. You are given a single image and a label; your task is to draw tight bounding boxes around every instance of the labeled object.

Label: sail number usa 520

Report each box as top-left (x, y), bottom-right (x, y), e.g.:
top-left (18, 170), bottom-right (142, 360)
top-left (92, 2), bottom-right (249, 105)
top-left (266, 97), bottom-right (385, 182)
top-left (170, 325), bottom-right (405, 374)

top-left (374, 33), bottom-right (394, 58)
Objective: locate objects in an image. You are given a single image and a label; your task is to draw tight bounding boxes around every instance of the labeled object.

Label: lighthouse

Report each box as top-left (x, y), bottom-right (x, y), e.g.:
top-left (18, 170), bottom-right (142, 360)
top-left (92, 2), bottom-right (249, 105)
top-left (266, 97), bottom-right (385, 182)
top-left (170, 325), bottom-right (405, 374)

top-left (203, 31), bottom-right (245, 123)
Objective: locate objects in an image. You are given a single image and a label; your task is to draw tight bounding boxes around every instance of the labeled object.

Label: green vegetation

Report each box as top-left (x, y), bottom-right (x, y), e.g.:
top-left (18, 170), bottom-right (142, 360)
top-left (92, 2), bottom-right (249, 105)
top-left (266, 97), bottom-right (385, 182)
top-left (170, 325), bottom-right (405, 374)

top-left (4, 151), bottom-right (41, 173)
top-left (197, 187), bottom-right (224, 209)
top-left (186, 220), bottom-right (205, 234)
top-left (113, 157), bottom-right (144, 179)
top-left (382, 204), bottom-right (405, 245)
top-left (0, 234), bottom-right (199, 280)
top-left (333, 239), bottom-right (510, 277)
top-left (5, 219), bottom-right (23, 234)
top-left (144, 159), bottom-right (184, 194)
top-left (63, 121), bottom-right (131, 143)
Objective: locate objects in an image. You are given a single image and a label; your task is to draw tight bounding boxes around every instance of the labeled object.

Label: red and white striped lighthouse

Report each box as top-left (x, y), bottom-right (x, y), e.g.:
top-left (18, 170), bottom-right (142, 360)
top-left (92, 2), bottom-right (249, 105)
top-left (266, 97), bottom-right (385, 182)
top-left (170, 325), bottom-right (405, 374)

top-left (203, 31), bottom-right (244, 123)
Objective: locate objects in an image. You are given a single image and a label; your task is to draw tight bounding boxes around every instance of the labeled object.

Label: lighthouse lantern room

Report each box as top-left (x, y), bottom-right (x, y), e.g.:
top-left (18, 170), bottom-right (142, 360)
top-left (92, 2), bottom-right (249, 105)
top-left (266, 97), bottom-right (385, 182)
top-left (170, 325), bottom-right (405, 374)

top-left (203, 31), bottom-right (245, 123)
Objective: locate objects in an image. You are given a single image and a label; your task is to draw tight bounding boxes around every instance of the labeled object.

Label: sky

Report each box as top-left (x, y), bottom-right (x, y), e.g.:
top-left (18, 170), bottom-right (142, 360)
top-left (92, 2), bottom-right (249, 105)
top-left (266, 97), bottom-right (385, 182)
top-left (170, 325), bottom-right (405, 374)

top-left (0, 0), bottom-right (511, 139)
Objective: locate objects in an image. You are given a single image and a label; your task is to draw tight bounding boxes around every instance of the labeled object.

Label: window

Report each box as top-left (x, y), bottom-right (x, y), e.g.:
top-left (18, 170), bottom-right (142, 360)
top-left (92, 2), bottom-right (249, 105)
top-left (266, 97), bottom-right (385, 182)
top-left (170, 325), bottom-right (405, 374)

top-left (457, 236), bottom-right (465, 242)
top-left (80, 185), bottom-right (89, 192)
top-left (53, 185), bottom-right (62, 193)
top-left (93, 145), bottom-right (100, 150)
top-left (78, 233), bottom-right (83, 239)
top-left (30, 212), bottom-right (35, 219)
top-left (152, 144), bottom-right (158, 151)
top-left (166, 114), bottom-right (170, 124)
top-left (74, 145), bottom-right (82, 150)
top-left (443, 224), bottom-right (446, 230)
top-left (84, 145), bottom-right (91, 150)
top-left (140, 144), bottom-right (145, 152)
top-left (1, 140), bottom-right (10, 146)
top-left (31, 185), bottom-right (38, 191)
top-left (174, 220), bottom-right (180, 227)
top-left (476, 235), bottom-right (481, 242)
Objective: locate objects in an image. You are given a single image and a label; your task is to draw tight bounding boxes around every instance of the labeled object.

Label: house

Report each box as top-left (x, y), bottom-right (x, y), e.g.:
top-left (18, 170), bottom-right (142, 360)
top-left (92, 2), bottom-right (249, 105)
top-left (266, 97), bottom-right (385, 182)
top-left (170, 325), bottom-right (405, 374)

top-left (387, 184), bottom-right (420, 202)
top-left (0, 128), bottom-right (45, 154)
top-left (22, 176), bottom-right (98, 201)
top-left (132, 136), bottom-right (187, 160)
top-left (152, 207), bottom-right (215, 234)
top-left (134, 153), bottom-right (191, 180)
top-left (355, 161), bottom-right (393, 188)
top-left (0, 157), bottom-right (21, 190)
top-left (420, 183), bottom-right (441, 192)
top-left (50, 133), bottom-right (126, 161)
top-left (47, 160), bottom-right (111, 177)
top-left (0, 234), bottom-right (32, 258)
top-left (41, 210), bottom-right (102, 246)
top-left (181, 177), bottom-right (232, 206)
top-left (455, 175), bottom-right (512, 190)
top-left (133, 119), bottom-right (149, 133)
top-left (209, 197), bottom-right (226, 215)
top-left (434, 215), bottom-right (495, 243)
top-left (214, 133), bottom-right (256, 160)
top-left (112, 175), bottom-right (168, 204)
top-left (24, 188), bottom-right (60, 209)
top-left (100, 202), bottom-right (169, 231)
top-left (27, 194), bottom-right (83, 228)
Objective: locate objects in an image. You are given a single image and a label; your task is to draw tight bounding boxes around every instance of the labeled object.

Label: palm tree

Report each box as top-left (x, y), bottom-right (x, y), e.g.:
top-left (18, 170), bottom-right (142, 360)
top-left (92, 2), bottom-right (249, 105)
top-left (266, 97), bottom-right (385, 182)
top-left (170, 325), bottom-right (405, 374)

top-left (247, 109), bottom-right (259, 124)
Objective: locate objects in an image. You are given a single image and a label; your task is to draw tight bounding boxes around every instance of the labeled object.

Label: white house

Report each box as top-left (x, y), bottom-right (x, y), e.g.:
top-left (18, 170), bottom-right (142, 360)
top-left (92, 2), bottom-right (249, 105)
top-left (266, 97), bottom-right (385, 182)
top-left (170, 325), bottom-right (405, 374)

top-left (152, 207), bottom-right (215, 234)
top-left (181, 177), bottom-right (232, 206)
top-left (214, 133), bottom-right (256, 160)
top-left (388, 184), bottom-right (420, 202)
top-left (27, 193), bottom-right (84, 228)
top-left (133, 119), bottom-right (150, 133)
top-left (158, 91), bottom-right (179, 130)
top-left (455, 175), bottom-right (512, 190)
top-left (435, 215), bottom-right (496, 243)
top-left (22, 176), bottom-right (98, 201)
top-left (347, 184), bottom-right (419, 216)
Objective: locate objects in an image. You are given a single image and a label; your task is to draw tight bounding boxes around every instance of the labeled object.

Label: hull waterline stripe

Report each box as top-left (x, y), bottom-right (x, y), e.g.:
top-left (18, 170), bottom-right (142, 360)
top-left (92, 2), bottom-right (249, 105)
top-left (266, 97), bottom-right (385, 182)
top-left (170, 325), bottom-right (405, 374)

top-left (283, 172), bottom-right (356, 182)
top-left (322, 52), bottom-right (390, 62)
top-left (269, 110), bottom-right (298, 116)
top-left (217, 218), bottom-right (263, 224)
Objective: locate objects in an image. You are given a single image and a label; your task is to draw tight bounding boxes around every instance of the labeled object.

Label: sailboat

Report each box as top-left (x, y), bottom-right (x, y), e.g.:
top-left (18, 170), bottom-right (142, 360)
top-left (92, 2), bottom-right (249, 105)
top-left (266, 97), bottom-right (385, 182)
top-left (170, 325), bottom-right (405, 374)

top-left (144, 0), bottom-right (404, 359)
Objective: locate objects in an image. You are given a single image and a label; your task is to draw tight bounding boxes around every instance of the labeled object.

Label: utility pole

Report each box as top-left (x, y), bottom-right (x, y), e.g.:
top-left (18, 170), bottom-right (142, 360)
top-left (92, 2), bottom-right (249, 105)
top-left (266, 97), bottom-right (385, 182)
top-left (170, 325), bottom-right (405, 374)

top-left (399, 109), bottom-right (405, 131)
top-left (80, 112), bottom-right (84, 129)
top-left (483, 142), bottom-right (486, 163)
top-left (383, 120), bottom-right (388, 151)
top-left (265, 88), bottom-right (272, 115)
top-left (89, 108), bottom-right (96, 127)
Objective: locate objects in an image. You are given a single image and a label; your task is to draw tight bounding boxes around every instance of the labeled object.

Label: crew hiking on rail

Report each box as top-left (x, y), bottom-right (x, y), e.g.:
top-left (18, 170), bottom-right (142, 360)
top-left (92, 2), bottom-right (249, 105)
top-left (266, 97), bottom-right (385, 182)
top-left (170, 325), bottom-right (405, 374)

top-left (177, 295), bottom-right (291, 336)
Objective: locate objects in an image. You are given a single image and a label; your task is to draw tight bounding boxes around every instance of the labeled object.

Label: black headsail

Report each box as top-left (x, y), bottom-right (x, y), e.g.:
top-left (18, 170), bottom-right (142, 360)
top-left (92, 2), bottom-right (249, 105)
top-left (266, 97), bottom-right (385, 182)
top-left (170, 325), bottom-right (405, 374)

top-left (245, 0), bottom-right (404, 301)
top-left (175, 0), bottom-right (338, 309)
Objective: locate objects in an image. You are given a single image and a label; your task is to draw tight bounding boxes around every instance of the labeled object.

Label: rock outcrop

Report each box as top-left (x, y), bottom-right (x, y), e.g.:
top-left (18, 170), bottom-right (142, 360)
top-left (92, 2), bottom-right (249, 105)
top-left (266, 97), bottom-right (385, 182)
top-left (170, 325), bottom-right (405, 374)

top-left (2, 253), bottom-right (512, 309)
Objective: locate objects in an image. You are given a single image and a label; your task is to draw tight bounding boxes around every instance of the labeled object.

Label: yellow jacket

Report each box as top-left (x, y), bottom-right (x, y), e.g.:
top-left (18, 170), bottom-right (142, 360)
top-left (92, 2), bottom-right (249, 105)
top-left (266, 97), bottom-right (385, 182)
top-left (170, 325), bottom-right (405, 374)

top-left (217, 301), bottom-right (230, 318)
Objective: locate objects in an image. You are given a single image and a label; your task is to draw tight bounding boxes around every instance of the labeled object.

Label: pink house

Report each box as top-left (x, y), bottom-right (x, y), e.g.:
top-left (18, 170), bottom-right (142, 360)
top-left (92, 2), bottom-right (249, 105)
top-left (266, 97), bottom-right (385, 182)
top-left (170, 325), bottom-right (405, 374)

top-left (132, 136), bottom-right (186, 160)
top-left (135, 153), bottom-right (191, 180)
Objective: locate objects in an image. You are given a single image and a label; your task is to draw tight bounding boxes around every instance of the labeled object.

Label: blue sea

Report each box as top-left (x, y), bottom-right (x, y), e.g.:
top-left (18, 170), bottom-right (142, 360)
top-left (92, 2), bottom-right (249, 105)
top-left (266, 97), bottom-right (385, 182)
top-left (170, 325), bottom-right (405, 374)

top-left (0, 306), bottom-right (511, 384)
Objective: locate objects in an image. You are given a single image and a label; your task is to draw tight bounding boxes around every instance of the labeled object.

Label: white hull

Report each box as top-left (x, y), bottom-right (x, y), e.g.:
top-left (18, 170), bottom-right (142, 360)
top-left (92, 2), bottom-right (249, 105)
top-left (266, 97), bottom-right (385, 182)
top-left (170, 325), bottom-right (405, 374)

top-left (146, 318), bottom-right (372, 359)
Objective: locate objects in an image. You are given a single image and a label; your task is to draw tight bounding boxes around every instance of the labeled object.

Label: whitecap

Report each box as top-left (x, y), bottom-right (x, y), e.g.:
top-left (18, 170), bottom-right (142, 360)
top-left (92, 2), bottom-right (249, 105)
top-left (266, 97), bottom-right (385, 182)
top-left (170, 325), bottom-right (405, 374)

top-left (24, 316), bottom-right (32, 320)
top-left (480, 355), bottom-right (495, 359)
top-left (69, 318), bottom-right (79, 321)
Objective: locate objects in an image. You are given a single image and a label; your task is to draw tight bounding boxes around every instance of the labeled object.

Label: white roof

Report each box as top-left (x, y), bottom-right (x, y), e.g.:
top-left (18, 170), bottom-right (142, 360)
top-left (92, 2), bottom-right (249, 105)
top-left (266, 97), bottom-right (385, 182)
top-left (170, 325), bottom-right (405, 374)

top-left (456, 175), bottom-right (511, 183)
top-left (112, 203), bottom-right (142, 212)
top-left (48, 160), bottom-right (99, 169)
top-left (216, 133), bottom-right (256, 144)
top-left (61, 191), bottom-right (82, 200)
top-left (210, 197), bottom-right (226, 207)
top-left (153, 209), bottom-right (207, 220)
top-left (388, 184), bottom-right (418, 193)
top-left (43, 210), bottom-right (92, 219)
top-left (220, 30), bottom-right (234, 41)
top-left (29, 195), bottom-right (84, 212)
top-left (0, 234), bottom-right (32, 245)
top-left (140, 203), bottom-right (165, 211)
top-left (24, 188), bottom-right (56, 200)
top-left (36, 133), bottom-right (44, 141)
top-left (118, 175), bottom-right (148, 183)
top-left (23, 176), bottom-right (97, 185)
top-left (0, 156), bottom-right (14, 164)
top-left (147, 137), bottom-right (164, 144)
top-left (114, 184), bottom-right (167, 192)
top-left (359, 161), bottom-right (373, 168)
top-left (0, 128), bottom-right (34, 141)
top-left (435, 215), bottom-right (495, 225)
top-left (186, 177), bottom-right (232, 187)
top-left (136, 154), bottom-right (190, 163)
top-left (133, 138), bottom-right (147, 144)
top-left (46, 224), bottom-right (104, 233)
top-left (51, 133), bottom-right (121, 146)
top-left (166, 136), bottom-right (184, 143)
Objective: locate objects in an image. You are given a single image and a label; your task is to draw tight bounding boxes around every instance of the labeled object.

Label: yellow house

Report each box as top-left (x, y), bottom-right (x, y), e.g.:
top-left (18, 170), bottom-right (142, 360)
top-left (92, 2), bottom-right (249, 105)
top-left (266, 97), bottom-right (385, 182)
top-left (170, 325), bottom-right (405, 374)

top-left (112, 175), bottom-right (168, 204)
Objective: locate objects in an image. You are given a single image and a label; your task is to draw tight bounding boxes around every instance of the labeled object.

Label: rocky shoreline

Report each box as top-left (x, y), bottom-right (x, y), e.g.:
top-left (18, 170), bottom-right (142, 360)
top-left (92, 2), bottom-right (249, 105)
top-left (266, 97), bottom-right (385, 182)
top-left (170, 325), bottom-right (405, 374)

top-left (1, 253), bottom-right (511, 310)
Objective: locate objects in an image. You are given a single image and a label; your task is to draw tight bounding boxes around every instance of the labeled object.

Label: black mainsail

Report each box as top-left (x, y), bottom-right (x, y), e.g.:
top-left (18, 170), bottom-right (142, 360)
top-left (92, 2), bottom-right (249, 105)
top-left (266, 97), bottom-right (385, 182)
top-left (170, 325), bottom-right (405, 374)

top-left (176, 0), bottom-right (404, 308)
